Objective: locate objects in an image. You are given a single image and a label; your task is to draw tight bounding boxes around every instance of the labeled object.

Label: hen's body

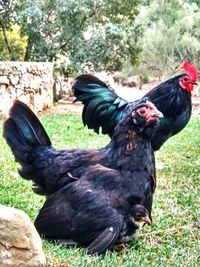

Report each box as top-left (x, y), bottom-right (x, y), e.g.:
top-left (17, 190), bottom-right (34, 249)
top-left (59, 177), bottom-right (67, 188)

top-left (3, 100), bottom-right (161, 254)
top-left (35, 165), bottom-right (151, 254)
top-left (3, 100), bottom-right (156, 209)
top-left (73, 62), bottom-right (197, 150)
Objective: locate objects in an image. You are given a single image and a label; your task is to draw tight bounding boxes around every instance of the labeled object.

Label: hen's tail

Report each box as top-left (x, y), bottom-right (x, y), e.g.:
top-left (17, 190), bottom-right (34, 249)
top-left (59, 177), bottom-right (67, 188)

top-left (3, 100), bottom-right (53, 194)
top-left (3, 100), bottom-right (51, 157)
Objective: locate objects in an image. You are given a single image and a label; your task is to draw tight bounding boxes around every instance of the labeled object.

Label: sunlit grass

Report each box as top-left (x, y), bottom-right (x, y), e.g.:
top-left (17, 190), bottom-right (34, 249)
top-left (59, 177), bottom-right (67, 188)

top-left (0, 114), bottom-right (199, 267)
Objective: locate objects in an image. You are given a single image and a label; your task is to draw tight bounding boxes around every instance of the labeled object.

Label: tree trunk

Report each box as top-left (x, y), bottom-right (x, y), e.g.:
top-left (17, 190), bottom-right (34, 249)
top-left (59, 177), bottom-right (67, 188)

top-left (24, 36), bottom-right (33, 61)
top-left (0, 19), bottom-right (15, 61)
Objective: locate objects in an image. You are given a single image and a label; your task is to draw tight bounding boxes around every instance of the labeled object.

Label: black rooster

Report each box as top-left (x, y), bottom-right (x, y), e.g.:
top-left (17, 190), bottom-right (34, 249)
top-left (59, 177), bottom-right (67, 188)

top-left (73, 61), bottom-right (198, 150)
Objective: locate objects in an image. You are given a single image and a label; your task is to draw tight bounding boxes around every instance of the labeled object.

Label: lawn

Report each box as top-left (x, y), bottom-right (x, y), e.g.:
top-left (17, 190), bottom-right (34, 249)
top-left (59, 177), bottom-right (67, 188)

top-left (0, 112), bottom-right (199, 267)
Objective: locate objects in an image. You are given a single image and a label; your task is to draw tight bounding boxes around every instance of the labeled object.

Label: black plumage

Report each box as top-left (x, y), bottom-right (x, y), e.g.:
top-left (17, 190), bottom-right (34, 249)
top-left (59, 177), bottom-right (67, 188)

top-left (3, 100), bottom-right (162, 254)
top-left (3, 100), bottom-right (161, 202)
top-left (72, 62), bottom-right (198, 150)
top-left (35, 168), bottom-right (151, 255)
top-left (4, 100), bottom-right (162, 254)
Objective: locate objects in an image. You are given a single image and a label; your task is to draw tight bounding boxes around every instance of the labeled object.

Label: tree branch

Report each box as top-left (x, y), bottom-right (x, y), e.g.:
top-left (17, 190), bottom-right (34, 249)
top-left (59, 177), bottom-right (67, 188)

top-left (24, 35), bottom-right (33, 61)
top-left (0, 18), bottom-right (15, 60)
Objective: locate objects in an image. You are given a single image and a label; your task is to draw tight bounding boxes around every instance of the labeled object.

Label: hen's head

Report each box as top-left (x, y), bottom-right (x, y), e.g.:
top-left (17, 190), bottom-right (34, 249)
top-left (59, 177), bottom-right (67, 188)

top-left (113, 100), bottom-right (163, 140)
top-left (179, 61), bottom-right (198, 92)
top-left (131, 100), bottom-right (163, 127)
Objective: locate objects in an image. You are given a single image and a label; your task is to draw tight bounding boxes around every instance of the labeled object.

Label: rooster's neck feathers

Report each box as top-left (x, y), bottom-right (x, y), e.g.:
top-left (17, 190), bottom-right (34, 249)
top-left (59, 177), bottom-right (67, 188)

top-left (146, 74), bottom-right (192, 117)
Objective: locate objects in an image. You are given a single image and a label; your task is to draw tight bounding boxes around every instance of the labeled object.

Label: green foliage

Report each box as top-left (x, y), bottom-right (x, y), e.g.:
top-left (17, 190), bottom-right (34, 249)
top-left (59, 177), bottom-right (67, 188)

top-left (0, 0), bottom-right (25, 25)
top-left (1, 0), bottom-right (200, 76)
top-left (0, 0), bottom-right (26, 60)
top-left (66, 0), bottom-right (141, 72)
top-left (70, 22), bottom-right (142, 72)
top-left (0, 25), bottom-right (27, 60)
top-left (0, 0), bottom-right (142, 72)
top-left (0, 113), bottom-right (199, 266)
top-left (136, 0), bottom-right (200, 78)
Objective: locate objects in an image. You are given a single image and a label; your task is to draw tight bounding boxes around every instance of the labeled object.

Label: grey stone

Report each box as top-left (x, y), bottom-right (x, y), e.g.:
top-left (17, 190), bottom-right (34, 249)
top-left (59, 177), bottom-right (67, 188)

top-left (9, 75), bottom-right (19, 86)
top-left (0, 205), bottom-right (46, 267)
top-left (0, 76), bottom-right (10, 85)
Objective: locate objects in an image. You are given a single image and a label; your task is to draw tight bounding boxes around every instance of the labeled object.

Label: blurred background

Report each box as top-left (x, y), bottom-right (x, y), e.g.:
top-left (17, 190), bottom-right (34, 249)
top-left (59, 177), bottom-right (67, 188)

top-left (0, 0), bottom-right (199, 96)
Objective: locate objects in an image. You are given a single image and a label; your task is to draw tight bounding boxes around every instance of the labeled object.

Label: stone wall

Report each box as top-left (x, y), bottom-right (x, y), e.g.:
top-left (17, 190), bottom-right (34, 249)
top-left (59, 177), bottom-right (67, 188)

top-left (0, 61), bottom-right (54, 118)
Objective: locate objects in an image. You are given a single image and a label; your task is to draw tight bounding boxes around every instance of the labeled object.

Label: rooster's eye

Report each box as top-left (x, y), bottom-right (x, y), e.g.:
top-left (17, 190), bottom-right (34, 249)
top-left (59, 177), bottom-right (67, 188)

top-left (183, 77), bottom-right (189, 81)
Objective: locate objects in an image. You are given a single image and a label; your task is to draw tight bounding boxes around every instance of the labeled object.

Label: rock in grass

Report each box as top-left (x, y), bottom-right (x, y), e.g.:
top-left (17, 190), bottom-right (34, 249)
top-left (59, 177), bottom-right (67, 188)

top-left (0, 205), bottom-right (46, 267)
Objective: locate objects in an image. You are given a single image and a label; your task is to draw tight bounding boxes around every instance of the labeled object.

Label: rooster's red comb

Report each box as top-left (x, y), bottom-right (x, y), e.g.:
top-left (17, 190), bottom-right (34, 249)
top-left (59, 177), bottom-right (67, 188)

top-left (183, 61), bottom-right (198, 82)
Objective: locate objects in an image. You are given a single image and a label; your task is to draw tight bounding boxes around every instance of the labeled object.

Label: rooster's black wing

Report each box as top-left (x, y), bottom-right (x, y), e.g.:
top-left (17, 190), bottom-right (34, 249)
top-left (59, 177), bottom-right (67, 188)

top-left (73, 73), bottom-right (192, 151)
top-left (73, 74), bottom-right (132, 136)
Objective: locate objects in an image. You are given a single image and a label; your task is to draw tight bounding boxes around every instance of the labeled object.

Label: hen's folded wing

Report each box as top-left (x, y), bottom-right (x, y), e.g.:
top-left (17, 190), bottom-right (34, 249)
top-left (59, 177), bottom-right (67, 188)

top-left (87, 224), bottom-right (122, 255)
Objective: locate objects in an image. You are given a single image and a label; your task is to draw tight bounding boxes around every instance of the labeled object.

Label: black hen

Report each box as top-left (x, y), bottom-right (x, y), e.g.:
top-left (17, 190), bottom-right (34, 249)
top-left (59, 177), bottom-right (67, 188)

top-left (4, 99), bottom-right (162, 254)
top-left (3, 100), bottom-right (161, 215)
top-left (73, 61), bottom-right (198, 150)
top-left (35, 165), bottom-right (151, 255)
top-left (35, 102), bottom-right (161, 254)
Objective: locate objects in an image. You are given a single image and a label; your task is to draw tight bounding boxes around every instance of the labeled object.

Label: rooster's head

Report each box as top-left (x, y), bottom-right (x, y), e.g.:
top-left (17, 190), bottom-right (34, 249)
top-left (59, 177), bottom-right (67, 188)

top-left (179, 61), bottom-right (198, 92)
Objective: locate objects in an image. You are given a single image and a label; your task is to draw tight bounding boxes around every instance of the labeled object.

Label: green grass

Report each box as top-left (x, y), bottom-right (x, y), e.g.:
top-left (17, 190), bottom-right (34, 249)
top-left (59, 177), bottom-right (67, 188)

top-left (0, 113), bottom-right (199, 267)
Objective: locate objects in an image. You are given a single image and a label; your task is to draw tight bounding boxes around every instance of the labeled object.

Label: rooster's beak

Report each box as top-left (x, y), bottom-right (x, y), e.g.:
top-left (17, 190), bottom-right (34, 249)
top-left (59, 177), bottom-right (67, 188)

top-left (192, 82), bottom-right (198, 85)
